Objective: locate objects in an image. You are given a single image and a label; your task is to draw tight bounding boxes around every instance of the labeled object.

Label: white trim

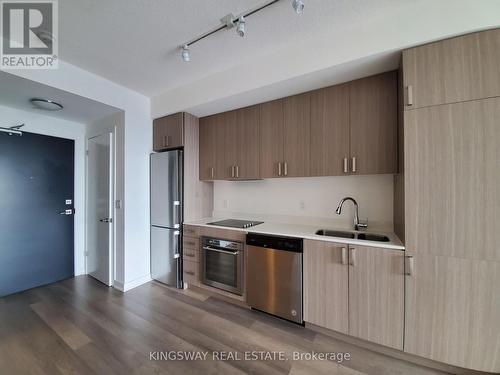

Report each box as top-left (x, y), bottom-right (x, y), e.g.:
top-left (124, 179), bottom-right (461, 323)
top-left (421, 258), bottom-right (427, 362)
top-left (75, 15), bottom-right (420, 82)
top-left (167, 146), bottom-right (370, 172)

top-left (113, 274), bottom-right (152, 292)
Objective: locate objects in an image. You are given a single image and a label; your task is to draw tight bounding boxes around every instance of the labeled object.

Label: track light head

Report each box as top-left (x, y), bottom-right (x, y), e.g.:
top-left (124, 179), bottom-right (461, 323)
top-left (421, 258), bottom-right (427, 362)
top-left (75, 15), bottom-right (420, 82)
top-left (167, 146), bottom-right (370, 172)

top-left (236, 16), bottom-right (246, 37)
top-left (292, 0), bottom-right (305, 14)
top-left (181, 44), bottom-right (190, 62)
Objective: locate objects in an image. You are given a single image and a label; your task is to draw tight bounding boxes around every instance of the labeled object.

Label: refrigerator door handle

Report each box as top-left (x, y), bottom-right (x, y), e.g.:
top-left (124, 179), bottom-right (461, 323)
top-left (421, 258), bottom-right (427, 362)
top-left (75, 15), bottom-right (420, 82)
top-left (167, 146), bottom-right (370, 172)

top-left (174, 230), bottom-right (181, 258)
top-left (173, 200), bottom-right (181, 228)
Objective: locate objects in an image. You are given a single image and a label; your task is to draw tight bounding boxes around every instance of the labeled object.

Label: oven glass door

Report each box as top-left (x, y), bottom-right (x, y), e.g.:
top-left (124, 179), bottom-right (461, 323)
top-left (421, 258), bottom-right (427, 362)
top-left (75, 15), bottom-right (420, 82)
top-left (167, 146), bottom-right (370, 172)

top-left (203, 246), bottom-right (241, 295)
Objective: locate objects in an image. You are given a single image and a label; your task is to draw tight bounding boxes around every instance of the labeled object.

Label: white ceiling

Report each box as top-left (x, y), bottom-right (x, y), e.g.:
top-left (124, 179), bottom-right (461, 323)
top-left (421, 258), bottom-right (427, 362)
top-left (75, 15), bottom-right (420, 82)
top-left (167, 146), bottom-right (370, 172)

top-left (0, 71), bottom-right (121, 123)
top-left (58, 0), bottom-right (411, 97)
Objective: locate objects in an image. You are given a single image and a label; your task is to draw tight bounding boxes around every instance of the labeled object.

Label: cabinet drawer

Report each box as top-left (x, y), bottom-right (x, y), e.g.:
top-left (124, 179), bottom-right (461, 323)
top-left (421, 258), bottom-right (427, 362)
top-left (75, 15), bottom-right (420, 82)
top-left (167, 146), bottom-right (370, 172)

top-left (183, 248), bottom-right (199, 262)
top-left (183, 225), bottom-right (200, 238)
top-left (183, 237), bottom-right (199, 250)
top-left (183, 260), bottom-right (199, 286)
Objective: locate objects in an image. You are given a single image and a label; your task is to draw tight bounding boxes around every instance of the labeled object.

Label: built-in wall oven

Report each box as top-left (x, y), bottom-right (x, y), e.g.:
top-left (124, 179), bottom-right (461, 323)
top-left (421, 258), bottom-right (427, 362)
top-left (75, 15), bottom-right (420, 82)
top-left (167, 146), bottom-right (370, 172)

top-left (201, 237), bottom-right (244, 295)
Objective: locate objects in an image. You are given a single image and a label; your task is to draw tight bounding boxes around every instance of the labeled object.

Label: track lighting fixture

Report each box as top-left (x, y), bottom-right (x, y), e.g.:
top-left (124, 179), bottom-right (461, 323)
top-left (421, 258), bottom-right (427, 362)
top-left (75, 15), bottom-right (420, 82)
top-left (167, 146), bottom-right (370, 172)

top-left (236, 16), bottom-right (246, 37)
top-left (181, 44), bottom-right (190, 62)
top-left (179, 0), bottom-right (305, 62)
top-left (291, 0), bottom-right (305, 14)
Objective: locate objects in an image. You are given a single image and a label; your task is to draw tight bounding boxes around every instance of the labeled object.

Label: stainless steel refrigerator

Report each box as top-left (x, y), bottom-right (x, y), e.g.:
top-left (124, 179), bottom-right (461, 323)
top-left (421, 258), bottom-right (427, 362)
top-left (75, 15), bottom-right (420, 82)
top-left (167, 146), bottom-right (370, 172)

top-left (150, 150), bottom-right (183, 288)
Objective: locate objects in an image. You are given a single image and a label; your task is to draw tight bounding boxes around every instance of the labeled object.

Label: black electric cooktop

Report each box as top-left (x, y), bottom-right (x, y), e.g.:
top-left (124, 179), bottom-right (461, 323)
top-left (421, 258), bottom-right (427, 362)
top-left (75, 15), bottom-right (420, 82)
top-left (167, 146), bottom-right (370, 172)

top-left (207, 219), bottom-right (264, 229)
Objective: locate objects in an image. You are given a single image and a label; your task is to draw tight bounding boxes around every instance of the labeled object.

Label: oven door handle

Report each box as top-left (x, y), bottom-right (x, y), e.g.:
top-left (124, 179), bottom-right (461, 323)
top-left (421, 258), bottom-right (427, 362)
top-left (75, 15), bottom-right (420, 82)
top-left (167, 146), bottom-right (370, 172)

top-left (203, 246), bottom-right (238, 255)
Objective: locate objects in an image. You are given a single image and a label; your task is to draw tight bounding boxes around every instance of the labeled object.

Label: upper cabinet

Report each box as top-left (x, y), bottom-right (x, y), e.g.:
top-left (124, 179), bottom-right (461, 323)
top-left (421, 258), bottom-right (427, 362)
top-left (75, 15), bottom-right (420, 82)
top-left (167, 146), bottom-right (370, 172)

top-left (199, 71), bottom-right (398, 180)
top-left (153, 112), bottom-right (184, 151)
top-left (259, 94), bottom-right (311, 178)
top-left (403, 28), bottom-right (500, 110)
top-left (202, 106), bottom-right (260, 181)
top-left (260, 99), bottom-right (284, 178)
top-left (199, 114), bottom-right (218, 180)
top-left (283, 93), bottom-right (311, 177)
top-left (349, 72), bottom-right (398, 175)
top-left (310, 84), bottom-right (350, 176)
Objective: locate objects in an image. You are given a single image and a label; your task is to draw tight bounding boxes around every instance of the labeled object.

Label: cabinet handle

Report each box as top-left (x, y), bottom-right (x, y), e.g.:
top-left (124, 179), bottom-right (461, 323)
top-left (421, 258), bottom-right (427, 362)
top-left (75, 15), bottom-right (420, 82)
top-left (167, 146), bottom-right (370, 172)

top-left (351, 157), bottom-right (356, 173)
top-left (231, 165), bottom-right (235, 178)
top-left (405, 256), bottom-right (414, 276)
top-left (166, 135), bottom-right (170, 146)
top-left (184, 271), bottom-right (195, 276)
top-left (211, 167), bottom-right (214, 179)
top-left (163, 135), bottom-right (167, 147)
top-left (349, 248), bottom-right (356, 266)
top-left (407, 85), bottom-right (414, 107)
top-left (341, 247), bottom-right (347, 265)
top-left (284, 162), bottom-right (288, 176)
top-left (343, 158), bottom-right (348, 174)
top-left (184, 252), bottom-right (196, 258)
top-left (184, 241), bottom-right (196, 246)
top-left (278, 162), bottom-right (282, 176)
top-left (236, 165), bottom-right (239, 178)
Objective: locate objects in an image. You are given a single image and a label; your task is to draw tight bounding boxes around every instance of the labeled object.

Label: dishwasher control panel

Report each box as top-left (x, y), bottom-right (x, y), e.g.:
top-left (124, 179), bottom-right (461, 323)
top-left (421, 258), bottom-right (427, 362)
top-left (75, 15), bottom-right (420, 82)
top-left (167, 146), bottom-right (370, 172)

top-left (246, 233), bottom-right (303, 252)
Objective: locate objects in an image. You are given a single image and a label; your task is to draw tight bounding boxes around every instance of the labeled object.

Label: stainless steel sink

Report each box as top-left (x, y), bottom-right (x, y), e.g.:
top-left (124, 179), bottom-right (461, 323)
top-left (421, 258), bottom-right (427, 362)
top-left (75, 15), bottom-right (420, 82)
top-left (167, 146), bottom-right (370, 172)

top-left (315, 230), bottom-right (355, 239)
top-left (316, 229), bottom-right (390, 242)
top-left (356, 233), bottom-right (390, 242)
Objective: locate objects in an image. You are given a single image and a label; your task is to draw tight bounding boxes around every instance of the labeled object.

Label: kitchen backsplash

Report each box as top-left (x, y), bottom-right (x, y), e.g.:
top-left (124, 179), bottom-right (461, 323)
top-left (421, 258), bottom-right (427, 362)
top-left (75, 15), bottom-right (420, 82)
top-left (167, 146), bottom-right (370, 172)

top-left (213, 174), bottom-right (394, 232)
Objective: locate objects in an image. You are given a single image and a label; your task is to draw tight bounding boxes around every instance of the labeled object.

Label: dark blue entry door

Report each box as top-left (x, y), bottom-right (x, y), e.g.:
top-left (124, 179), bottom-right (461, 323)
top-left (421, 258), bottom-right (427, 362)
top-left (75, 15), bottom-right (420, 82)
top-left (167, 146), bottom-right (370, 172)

top-left (0, 131), bottom-right (74, 297)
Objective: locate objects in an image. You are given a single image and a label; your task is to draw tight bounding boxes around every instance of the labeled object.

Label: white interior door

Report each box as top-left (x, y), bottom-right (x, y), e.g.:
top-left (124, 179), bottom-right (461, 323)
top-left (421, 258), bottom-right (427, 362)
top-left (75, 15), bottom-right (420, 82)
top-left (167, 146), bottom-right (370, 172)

top-left (87, 133), bottom-right (113, 286)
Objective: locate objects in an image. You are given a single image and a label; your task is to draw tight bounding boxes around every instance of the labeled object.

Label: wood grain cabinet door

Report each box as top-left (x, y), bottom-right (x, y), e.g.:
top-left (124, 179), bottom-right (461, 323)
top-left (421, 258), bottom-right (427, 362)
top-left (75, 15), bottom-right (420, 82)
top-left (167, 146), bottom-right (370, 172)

top-left (283, 92), bottom-right (311, 177)
top-left (405, 253), bottom-right (500, 372)
top-left (260, 99), bottom-right (284, 178)
top-left (403, 29), bottom-right (500, 110)
top-left (218, 110), bottom-right (238, 180)
top-left (236, 105), bottom-right (260, 179)
top-left (303, 240), bottom-right (348, 334)
top-left (348, 245), bottom-right (404, 350)
top-left (349, 72), bottom-right (397, 175)
top-left (404, 98), bottom-right (500, 262)
top-left (199, 115), bottom-right (217, 180)
top-left (153, 113), bottom-right (184, 151)
top-left (310, 84), bottom-right (350, 176)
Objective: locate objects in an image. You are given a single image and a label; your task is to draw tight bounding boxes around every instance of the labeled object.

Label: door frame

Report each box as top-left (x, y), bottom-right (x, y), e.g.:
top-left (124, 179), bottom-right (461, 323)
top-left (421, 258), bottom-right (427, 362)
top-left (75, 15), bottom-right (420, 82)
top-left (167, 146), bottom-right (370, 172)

top-left (85, 131), bottom-right (116, 286)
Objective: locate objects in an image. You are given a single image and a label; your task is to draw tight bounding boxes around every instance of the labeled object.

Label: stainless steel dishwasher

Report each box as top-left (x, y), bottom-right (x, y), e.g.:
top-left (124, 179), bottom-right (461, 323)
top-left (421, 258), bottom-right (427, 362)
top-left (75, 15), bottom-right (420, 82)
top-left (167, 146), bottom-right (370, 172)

top-left (246, 233), bottom-right (303, 324)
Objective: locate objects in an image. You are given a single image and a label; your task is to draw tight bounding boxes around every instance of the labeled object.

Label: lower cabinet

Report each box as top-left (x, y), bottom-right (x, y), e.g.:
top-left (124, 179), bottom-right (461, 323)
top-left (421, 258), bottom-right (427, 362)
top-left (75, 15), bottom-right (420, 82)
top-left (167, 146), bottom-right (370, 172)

top-left (304, 240), bottom-right (404, 350)
top-left (348, 245), bottom-right (404, 350)
top-left (404, 253), bottom-right (500, 372)
top-left (304, 240), bottom-right (349, 334)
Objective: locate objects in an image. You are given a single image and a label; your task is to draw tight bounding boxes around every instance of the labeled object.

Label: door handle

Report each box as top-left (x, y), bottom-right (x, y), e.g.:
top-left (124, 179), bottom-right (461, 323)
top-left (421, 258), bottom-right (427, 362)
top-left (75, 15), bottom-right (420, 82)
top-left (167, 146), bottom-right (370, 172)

top-left (405, 256), bottom-right (414, 276)
top-left (284, 162), bottom-right (288, 176)
top-left (235, 165), bottom-right (239, 178)
top-left (211, 167), bottom-right (214, 179)
top-left (173, 200), bottom-right (180, 228)
top-left (202, 246), bottom-right (238, 255)
top-left (343, 158), bottom-right (348, 174)
top-left (341, 247), bottom-right (348, 265)
top-left (278, 162), bottom-right (282, 176)
top-left (349, 247), bottom-right (356, 266)
top-left (351, 157), bottom-right (356, 173)
top-left (231, 165), bottom-right (235, 178)
top-left (59, 209), bottom-right (74, 215)
top-left (99, 217), bottom-right (112, 223)
top-left (406, 85), bottom-right (413, 107)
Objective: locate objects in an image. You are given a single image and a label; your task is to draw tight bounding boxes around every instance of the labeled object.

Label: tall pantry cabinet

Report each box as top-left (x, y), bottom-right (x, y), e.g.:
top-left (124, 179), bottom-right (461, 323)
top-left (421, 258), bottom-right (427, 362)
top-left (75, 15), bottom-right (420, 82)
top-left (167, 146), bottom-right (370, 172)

top-left (400, 28), bottom-right (500, 373)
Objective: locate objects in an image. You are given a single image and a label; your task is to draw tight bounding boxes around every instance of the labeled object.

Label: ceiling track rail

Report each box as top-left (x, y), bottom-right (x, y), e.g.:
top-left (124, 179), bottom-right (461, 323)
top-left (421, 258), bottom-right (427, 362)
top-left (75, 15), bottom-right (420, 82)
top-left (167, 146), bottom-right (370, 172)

top-left (182, 0), bottom-right (281, 48)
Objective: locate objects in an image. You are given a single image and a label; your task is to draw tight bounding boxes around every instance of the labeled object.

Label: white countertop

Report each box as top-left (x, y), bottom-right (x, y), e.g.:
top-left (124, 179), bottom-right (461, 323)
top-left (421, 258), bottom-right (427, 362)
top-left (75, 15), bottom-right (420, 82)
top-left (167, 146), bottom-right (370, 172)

top-left (185, 217), bottom-right (405, 250)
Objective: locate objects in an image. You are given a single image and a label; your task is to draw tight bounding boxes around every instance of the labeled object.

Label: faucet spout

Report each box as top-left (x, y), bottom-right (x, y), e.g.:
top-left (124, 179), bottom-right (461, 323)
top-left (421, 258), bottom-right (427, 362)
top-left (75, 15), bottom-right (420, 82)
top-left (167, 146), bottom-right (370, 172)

top-left (335, 197), bottom-right (367, 231)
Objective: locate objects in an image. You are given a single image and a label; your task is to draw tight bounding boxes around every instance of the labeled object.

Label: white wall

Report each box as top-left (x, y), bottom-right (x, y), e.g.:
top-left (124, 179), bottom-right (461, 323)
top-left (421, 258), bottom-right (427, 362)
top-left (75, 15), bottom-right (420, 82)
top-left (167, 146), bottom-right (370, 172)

top-left (213, 175), bottom-right (394, 232)
top-left (0, 104), bottom-right (87, 275)
top-left (7, 61), bottom-right (151, 291)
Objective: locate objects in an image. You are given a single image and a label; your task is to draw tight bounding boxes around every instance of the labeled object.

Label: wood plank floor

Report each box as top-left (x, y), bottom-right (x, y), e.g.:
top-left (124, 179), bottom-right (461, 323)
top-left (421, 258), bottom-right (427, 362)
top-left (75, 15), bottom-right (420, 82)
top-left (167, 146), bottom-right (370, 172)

top-left (0, 276), bottom-right (455, 375)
